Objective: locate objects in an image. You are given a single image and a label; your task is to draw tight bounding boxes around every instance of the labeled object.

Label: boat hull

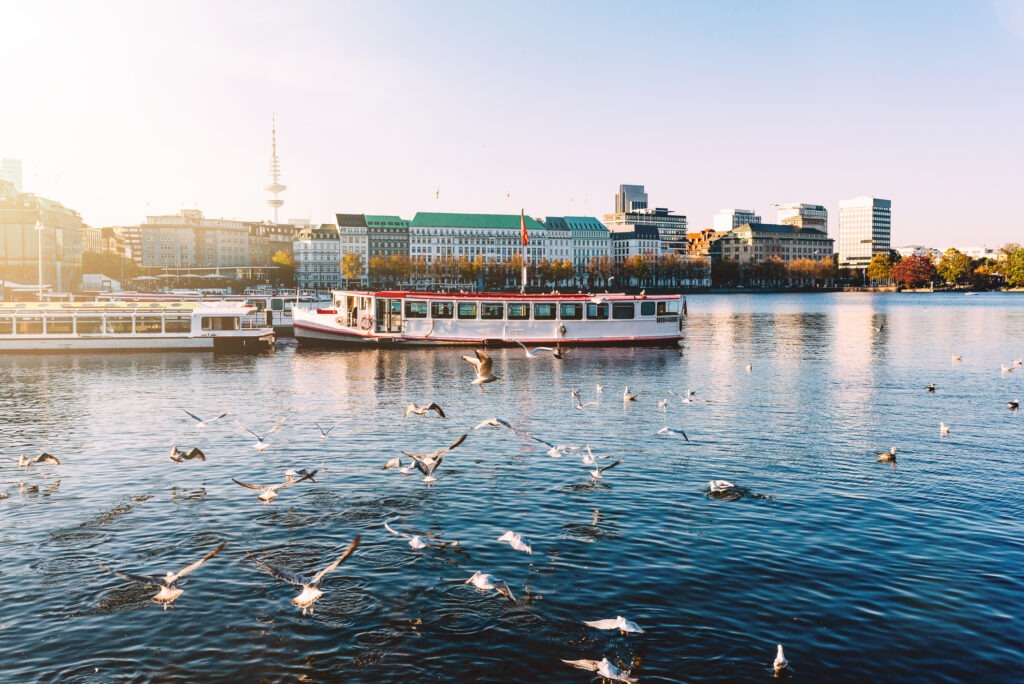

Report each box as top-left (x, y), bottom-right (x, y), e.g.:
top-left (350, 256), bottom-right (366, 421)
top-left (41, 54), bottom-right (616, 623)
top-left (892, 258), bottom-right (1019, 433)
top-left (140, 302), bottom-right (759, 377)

top-left (0, 333), bottom-right (275, 353)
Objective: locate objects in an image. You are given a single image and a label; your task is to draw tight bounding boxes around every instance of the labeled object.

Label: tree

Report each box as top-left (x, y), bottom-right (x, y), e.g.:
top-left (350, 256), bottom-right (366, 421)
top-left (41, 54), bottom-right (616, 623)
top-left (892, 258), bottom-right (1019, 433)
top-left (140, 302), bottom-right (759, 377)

top-left (271, 250), bottom-right (295, 287)
top-left (711, 259), bottom-right (739, 287)
top-left (890, 254), bottom-right (936, 288)
top-left (865, 253), bottom-right (896, 284)
top-left (936, 248), bottom-right (974, 286)
top-left (341, 253), bottom-right (364, 283)
top-left (1004, 247), bottom-right (1024, 287)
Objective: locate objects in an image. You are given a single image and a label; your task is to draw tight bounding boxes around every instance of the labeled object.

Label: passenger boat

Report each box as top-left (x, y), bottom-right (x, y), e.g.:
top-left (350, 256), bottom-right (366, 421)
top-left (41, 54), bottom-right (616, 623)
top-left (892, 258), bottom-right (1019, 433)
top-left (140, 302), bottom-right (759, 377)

top-left (292, 290), bottom-right (685, 347)
top-left (0, 301), bottom-right (275, 352)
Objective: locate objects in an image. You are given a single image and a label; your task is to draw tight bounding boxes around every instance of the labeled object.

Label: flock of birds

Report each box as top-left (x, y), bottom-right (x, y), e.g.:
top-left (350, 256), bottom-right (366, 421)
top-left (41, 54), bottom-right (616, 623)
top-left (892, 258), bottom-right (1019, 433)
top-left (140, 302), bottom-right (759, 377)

top-left (8, 338), bottom-right (1020, 680)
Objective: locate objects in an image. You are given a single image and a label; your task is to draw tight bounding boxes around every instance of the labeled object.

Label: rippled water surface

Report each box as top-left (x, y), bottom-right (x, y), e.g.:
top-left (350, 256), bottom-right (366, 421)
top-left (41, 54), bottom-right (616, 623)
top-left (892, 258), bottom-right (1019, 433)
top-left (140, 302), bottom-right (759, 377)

top-left (2, 292), bottom-right (1023, 682)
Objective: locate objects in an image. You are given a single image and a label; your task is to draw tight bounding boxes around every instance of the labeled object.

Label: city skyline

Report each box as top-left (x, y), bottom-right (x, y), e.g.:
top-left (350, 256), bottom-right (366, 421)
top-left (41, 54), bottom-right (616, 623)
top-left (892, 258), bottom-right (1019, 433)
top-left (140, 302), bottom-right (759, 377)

top-left (2, 1), bottom-right (1023, 247)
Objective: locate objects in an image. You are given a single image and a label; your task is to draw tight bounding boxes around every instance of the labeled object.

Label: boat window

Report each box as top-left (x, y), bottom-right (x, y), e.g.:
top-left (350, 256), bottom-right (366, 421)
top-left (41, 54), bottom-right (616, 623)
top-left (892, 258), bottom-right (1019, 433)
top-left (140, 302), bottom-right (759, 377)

top-left (201, 316), bottom-right (240, 331)
top-left (640, 301), bottom-right (656, 316)
top-left (0, 317), bottom-right (12, 334)
top-left (657, 301), bottom-right (679, 315)
top-left (46, 317), bottom-right (75, 334)
top-left (612, 302), bottom-right (635, 320)
top-left (457, 302), bottom-right (478, 319)
top-left (135, 316), bottom-right (163, 333)
top-left (106, 316), bottom-right (134, 334)
top-left (270, 298), bottom-right (284, 311)
top-left (507, 303), bottom-right (530, 320)
top-left (164, 316), bottom-right (191, 333)
top-left (560, 302), bottom-right (583, 320)
top-left (533, 303), bottom-right (556, 320)
top-left (15, 317), bottom-right (43, 334)
top-left (405, 301), bottom-right (428, 318)
top-left (77, 317), bottom-right (102, 334)
top-left (586, 303), bottom-right (609, 320)
top-left (481, 302), bottom-right (504, 320)
top-left (431, 301), bottom-right (454, 319)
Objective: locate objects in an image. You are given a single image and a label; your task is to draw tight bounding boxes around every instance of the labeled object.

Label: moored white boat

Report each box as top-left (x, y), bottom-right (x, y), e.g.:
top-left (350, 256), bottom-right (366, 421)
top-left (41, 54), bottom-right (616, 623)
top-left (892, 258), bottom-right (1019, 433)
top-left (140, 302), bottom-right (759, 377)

top-left (293, 290), bottom-right (684, 347)
top-left (0, 301), bottom-right (274, 352)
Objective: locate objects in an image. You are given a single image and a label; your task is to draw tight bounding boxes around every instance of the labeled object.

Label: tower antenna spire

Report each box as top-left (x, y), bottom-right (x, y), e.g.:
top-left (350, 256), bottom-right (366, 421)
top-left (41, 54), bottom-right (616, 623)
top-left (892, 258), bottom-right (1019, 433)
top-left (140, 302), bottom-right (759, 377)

top-left (265, 113), bottom-right (286, 223)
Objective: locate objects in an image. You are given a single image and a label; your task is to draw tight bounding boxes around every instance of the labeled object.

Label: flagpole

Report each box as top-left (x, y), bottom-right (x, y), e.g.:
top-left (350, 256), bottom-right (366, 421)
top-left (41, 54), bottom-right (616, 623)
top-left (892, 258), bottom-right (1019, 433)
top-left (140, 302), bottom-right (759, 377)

top-left (520, 209), bottom-right (528, 294)
top-left (35, 218), bottom-right (45, 301)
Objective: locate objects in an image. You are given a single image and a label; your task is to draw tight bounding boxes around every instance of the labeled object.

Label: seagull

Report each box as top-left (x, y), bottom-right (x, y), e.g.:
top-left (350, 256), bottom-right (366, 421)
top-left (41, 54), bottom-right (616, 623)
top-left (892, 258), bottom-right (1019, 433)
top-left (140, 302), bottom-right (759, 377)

top-left (951, 354), bottom-right (962, 361)
top-left (1015, 359), bottom-right (1023, 366)
top-left (571, 388), bottom-right (598, 410)
top-left (99, 541), bottom-right (226, 610)
top-left (583, 615), bottom-right (645, 634)
top-left (169, 445), bottom-right (205, 462)
top-left (465, 571), bottom-right (516, 603)
top-left (622, 386), bottom-right (637, 402)
top-left (552, 344), bottom-right (566, 359)
top-left (496, 530), bottom-right (532, 554)
top-left (1009, 399), bottom-right (1020, 410)
top-left (940, 422), bottom-right (950, 435)
top-left (925, 383), bottom-right (936, 392)
top-left (746, 363), bottom-right (753, 372)
top-left (382, 456), bottom-right (418, 475)
top-left (668, 389), bottom-right (696, 404)
top-left (596, 384), bottom-right (604, 393)
top-left (401, 433), bottom-right (468, 467)
top-left (877, 446), bottom-right (897, 462)
top-left (462, 349), bottom-right (500, 388)
top-left (657, 398), bottom-right (668, 410)
top-left (404, 402), bottom-right (446, 418)
top-left (514, 340), bottom-right (554, 358)
top-left (412, 455), bottom-right (444, 483)
top-left (1001, 364), bottom-right (1014, 373)
top-left (384, 521), bottom-right (429, 549)
top-left (589, 458), bottom-right (623, 480)
top-left (284, 468), bottom-right (316, 483)
top-left (18, 452), bottom-right (61, 468)
top-left (183, 410), bottom-right (229, 429)
top-left (247, 536), bottom-right (360, 615)
top-left (561, 657), bottom-right (637, 683)
top-left (774, 644), bottom-right (790, 674)
top-left (581, 445), bottom-right (608, 466)
top-left (656, 426), bottom-right (689, 441)
top-left (231, 470), bottom-right (316, 503)
top-left (314, 422), bottom-right (337, 440)
top-left (472, 417), bottom-right (516, 431)
top-left (235, 418), bottom-right (286, 452)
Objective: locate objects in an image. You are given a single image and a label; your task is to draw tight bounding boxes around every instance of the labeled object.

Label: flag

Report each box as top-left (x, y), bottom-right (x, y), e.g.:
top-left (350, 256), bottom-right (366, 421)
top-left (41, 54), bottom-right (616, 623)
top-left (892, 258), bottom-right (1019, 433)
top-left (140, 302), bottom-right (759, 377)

top-left (520, 209), bottom-right (529, 246)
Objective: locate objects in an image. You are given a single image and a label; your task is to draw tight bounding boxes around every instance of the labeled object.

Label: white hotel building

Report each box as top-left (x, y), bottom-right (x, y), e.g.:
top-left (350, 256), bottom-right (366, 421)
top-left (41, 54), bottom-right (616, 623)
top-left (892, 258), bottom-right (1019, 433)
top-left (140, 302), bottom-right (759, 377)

top-left (838, 197), bottom-right (892, 269)
top-left (408, 212), bottom-right (573, 264)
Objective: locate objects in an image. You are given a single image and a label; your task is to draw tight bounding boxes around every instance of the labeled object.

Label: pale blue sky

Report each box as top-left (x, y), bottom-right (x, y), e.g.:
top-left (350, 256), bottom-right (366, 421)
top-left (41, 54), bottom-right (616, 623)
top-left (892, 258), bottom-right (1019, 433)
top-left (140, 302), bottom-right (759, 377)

top-left (2, 0), bottom-right (1022, 248)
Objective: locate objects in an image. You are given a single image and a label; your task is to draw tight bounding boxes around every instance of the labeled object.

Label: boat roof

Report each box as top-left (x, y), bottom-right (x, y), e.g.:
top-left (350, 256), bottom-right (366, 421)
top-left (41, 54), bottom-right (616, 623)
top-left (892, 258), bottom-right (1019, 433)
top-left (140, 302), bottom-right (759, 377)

top-left (0, 301), bottom-right (255, 313)
top-left (334, 290), bottom-right (681, 301)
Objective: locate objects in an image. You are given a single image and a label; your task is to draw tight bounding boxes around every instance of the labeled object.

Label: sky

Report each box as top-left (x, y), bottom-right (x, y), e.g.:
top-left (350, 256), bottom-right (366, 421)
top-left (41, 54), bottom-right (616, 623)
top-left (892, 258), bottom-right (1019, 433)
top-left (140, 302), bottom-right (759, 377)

top-left (1, 0), bottom-right (1023, 249)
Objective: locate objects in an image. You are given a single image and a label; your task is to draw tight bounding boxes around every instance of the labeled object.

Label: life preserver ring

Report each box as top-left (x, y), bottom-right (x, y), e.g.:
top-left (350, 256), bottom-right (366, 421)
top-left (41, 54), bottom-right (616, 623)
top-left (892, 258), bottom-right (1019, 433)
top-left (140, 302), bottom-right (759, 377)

top-left (359, 315), bottom-right (373, 331)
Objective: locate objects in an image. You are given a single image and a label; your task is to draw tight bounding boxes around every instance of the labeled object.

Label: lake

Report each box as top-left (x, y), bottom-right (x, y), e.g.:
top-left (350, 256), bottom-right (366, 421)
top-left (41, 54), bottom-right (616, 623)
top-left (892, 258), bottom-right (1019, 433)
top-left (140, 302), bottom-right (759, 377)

top-left (1, 292), bottom-right (1022, 682)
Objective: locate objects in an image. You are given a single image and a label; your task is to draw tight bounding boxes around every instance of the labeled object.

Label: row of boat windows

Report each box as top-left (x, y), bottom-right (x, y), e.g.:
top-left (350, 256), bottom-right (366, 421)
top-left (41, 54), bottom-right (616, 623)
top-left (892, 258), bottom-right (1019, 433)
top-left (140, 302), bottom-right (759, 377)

top-left (402, 300), bottom-right (676, 321)
top-left (0, 316), bottom-right (238, 335)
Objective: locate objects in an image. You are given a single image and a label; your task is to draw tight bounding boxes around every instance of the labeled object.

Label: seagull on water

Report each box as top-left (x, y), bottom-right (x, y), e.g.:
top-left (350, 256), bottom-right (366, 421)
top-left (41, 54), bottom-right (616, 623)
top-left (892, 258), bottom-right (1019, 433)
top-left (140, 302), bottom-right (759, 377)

top-left (183, 410), bottom-right (229, 429)
top-left (247, 536), bottom-right (360, 615)
top-left (877, 446), bottom-right (897, 462)
top-left (657, 398), bottom-right (668, 410)
top-left (314, 422), bottom-right (337, 440)
top-left (596, 384), bottom-right (604, 394)
top-left (561, 657), bottom-right (637, 683)
top-left (404, 402), bottom-right (446, 418)
top-left (583, 615), bottom-right (645, 634)
top-left (514, 340), bottom-right (554, 358)
top-left (235, 418), bottom-right (286, 452)
top-left (669, 388), bottom-right (697, 404)
top-left (1015, 359), bottom-right (1023, 366)
top-left (99, 541), bottom-right (226, 610)
top-left (1001, 364), bottom-right (1014, 373)
top-left (384, 520), bottom-right (456, 549)
top-left (552, 344), bottom-right (566, 359)
top-left (18, 452), bottom-right (60, 468)
top-left (465, 571), bottom-right (516, 603)
top-left (1009, 399), bottom-right (1020, 410)
top-left (231, 470), bottom-right (316, 503)
top-left (774, 644), bottom-right (790, 675)
top-left (925, 383), bottom-right (936, 392)
top-left (951, 354), bottom-right (962, 361)
top-left (169, 445), bottom-right (205, 462)
top-left (571, 388), bottom-right (598, 410)
top-left (657, 426), bottom-right (689, 441)
top-left (462, 349), bottom-right (500, 388)
top-left (589, 458), bottom-right (623, 480)
top-left (940, 422), bottom-right (951, 435)
top-left (746, 363), bottom-right (753, 372)
top-left (497, 530), bottom-right (532, 554)
top-left (402, 433), bottom-right (468, 468)
top-left (623, 386), bottom-right (637, 402)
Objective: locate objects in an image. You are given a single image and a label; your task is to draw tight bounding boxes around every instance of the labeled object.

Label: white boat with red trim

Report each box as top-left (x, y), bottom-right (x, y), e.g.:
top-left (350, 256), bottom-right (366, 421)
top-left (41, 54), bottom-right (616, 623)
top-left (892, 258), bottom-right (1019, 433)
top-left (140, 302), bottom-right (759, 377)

top-left (292, 290), bottom-right (684, 347)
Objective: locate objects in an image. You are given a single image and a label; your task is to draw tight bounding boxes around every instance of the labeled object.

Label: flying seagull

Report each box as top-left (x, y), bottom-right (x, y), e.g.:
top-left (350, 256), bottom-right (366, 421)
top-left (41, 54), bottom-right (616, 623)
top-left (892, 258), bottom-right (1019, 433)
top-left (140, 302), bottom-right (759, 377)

top-left (571, 388), bottom-right (598, 410)
top-left (656, 426), bottom-right (689, 441)
top-left (583, 615), bottom-right (645, 634)
top-left (18, 452), bottom-right (60, 468)
top-left (382, 456), bottom-right (418, 475)
top-left (401, 433), bottom-right (468, 467)
top-left (589, 458), bottom-right (623, 480)
top-left (384, 520), bottom-right (456, 549)
top-left (235, 418), bottom-right (286, 452)
top-left (465, 571), bottom-right (516, 603)
top-left (496, 530), bottom-right (532, 554)
top-left (514, 340), bottom-right (554, 358)
top-left (413, 455), bottom-right (444, 483)
top-left (657, 398), bottom-right (668, 410)
top-left (472, 417), bottom-right (516, 431)
top-left (314, 422), bottom-right (337, 440)
top-left (461, 349), bottom-right (501, 388)
top-left (404, 402), bottom-right (446, 418)
top-left (169, 445), bottom-right (205, 462)
top-left (247, 536), bottom-right (361, 615)
top-left (561, 657), bottom-right (637, 683)
top-left (231, 470), bottom-right (316, 503)
top-left (183, 410), bottom-right (229, 429)
top-left (284, 468), bottom-right (316, 483)
top-left (99, 541), bottom-right (226, 610)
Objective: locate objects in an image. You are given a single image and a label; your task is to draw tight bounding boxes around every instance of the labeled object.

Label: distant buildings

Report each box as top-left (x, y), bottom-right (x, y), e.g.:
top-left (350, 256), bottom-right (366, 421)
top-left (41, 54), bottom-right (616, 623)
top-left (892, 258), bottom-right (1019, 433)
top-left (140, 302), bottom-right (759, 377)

top-left (710, 223), bottom-right (834, 265)
top-left (0, 179), bottom-right (84, 293)
top-left (614, 184), bottom-right (648, 213)
top-left (838, 196), bottom-right (891, 269)
top-left (713, 209), bottom-right (760, 232)
top-left (0, 158), bottom-right (23, 193)
top-left (604, 207), bottom-right (688, 254)
top-left (542, 216), bottom-right (611, 270)
top-left (409, 212), bottom-right (570, 264)
top-left (776, 203), bottom-right (827, 232)
top-left (294, 224), bottom-right (346, 290)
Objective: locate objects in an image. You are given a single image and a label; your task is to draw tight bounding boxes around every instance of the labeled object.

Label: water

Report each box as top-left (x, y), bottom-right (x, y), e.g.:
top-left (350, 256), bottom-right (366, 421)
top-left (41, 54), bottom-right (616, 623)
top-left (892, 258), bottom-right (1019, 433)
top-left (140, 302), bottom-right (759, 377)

top-left (1, 292), bottom-right (1023, 682)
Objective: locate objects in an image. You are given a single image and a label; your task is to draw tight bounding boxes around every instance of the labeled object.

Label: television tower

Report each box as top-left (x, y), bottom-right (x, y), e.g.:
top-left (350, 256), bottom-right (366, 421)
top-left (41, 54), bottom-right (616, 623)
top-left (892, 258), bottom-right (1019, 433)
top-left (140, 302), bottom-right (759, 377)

top-left (265, 114), bottom-right (286, 223)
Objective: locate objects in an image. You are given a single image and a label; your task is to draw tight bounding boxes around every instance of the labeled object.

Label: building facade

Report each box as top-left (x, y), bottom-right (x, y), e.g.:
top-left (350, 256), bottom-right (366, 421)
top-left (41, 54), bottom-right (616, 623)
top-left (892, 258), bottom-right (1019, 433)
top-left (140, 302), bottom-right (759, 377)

top-left (604, 207), bottom-right (686, 253)
top-left (542, 216), bottom-right (612, 271)
top-left (137, 209), bottom-right (252, 270)
top-left (611, 225), bottom-right (662, 262)
top-left (294, 224), bottom-right (344, 290)
top-left (614, 184), bottom-right (649, 213)
top-left (0, 158), bottom-right (23, 193)
top-left (366, 215), bottom-right (410, 260)
top-left (776, 203), bottom-right (828, 232)
top-left (0, 179), bottom-right (84, 293)
top-left (408, 212), bottom-right (571, 264)
top-left (713, 209), bottom-right (760, 232)
top-left (710, 223), bottom-right (834, 265)
top-left (838, 197), bottom-right (891, 269)
top-left (686, 228), bottom-right (729, 258)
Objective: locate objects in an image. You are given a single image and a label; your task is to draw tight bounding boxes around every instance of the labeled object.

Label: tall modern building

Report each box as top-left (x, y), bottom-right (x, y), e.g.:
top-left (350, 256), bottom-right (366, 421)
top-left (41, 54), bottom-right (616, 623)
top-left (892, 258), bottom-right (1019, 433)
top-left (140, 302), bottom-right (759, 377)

top-left (838, 197), bottom-right (891, 269)
top-left (776, 203), bottom-right (828, 233)
top-left (0, 158), bottom-right (23, 193)
top-left (0, 179), bottom-right (84, 293)
top-left (713, 209), bottom-right (760, 232)
top-left (614, 184), bottom-right (648, 213)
